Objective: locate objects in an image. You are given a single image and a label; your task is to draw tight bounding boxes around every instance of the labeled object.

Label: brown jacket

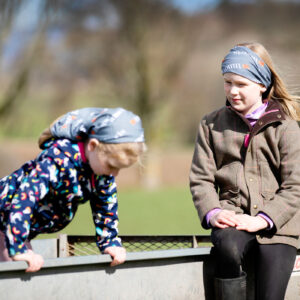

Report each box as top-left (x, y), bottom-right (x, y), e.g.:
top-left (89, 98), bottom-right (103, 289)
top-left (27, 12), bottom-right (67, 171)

top-left (190, 100), bottom-right (300, 248)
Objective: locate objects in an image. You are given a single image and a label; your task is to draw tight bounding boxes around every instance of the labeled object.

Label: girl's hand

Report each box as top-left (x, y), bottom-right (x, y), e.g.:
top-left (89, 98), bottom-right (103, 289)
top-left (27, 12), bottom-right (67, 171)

top-left (235, 214), bottom-right (268, 232)
top-left (104, 246), bottom-right (126, 267)
top-left (210, 209), bottom-right (239, 228)
top-left (12, 249), bottom-right (44, 273)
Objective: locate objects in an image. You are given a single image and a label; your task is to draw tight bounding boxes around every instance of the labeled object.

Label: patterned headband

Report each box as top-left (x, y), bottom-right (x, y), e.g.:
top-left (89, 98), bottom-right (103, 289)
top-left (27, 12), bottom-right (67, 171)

top-left (50, 107), bottom-right (145, 144)
top-left (221, 46), bottom-right (272, 88)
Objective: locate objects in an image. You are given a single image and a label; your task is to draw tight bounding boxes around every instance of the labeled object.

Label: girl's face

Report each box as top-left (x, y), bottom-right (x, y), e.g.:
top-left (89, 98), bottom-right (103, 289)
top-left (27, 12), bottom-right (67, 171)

top-left (223, 73), bottom-right (267, 116)
top-left (88, 151), bottom-right (120, 176)
top-left (85, 139), bottom-right (137, 176)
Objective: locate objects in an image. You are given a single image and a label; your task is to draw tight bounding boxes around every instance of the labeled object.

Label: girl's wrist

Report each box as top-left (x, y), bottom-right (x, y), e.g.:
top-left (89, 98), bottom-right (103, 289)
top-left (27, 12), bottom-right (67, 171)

top-left (257, 213), bottom-right (274, 229)
top-left (206, 208), bottom-right (222, 226)
top-left (256, 215), bottom-right (268, 229)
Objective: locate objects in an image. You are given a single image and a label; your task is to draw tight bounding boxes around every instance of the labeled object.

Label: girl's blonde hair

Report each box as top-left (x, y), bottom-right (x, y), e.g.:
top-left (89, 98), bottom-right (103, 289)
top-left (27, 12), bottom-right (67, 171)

top-left (238, 42), bottom-right (300, 120)
top-left (96, 142), bottom-right (147, 168)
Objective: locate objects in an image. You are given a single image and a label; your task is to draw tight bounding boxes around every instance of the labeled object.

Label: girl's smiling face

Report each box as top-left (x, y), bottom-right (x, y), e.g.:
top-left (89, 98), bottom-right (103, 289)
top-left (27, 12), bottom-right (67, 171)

top-left (223, 72), bottom-right (267, 116)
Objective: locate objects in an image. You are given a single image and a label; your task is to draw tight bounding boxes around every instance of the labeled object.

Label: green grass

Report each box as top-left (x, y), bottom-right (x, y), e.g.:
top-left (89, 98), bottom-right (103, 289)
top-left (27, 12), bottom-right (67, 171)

top-left (38, 186), bottom-right (208, 239)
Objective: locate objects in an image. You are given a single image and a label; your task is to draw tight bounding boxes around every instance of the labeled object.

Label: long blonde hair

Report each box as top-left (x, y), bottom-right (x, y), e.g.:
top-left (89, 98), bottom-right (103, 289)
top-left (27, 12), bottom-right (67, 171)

top-left (238, 42), bottom-right (300, 120)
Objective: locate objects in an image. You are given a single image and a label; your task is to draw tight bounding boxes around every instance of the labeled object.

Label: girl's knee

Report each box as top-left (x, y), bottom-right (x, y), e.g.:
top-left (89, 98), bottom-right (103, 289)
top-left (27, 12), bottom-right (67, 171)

top-left (215, 239), bottom-right (242, 264)
top-left (212, 228), bottom-right (249, 265)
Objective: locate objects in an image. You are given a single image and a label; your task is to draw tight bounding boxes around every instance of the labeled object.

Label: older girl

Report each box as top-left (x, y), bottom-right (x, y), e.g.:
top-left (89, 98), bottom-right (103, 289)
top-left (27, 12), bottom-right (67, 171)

top-left (190, 42), bottom-right (300, 300)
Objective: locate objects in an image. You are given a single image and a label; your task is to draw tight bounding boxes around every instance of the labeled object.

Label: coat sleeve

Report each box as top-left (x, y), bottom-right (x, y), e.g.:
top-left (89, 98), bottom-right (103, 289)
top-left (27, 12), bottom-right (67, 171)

top-left (5, 157), bottom-right (57, 256)
top-left (189, 118), bottom-right (221, 229)
top-left (90, 175), bottom-right (122, 253)
top-left (261, 120), bottom-right (300, 229)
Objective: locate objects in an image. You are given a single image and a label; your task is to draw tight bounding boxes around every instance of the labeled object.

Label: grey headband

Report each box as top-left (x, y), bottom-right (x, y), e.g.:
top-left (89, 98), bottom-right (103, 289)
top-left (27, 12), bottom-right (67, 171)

top-left (50, 107), bottom-right (145, 143)
top-left (221, 46), bottom-right (272, 88)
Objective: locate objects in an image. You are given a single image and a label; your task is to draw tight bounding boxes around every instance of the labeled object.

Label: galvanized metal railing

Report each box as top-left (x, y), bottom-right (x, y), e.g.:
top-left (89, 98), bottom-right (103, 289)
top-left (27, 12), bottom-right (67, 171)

top-left (0, 235), bottom-right (300, 300)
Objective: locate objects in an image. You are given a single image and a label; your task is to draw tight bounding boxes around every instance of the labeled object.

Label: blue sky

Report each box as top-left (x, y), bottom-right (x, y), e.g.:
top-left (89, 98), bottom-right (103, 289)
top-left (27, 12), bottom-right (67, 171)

top-left (14, 0), bottom-right (218, 31)
top-left (7, 0), bottom-right (300, 35)
top-left (171, 0), bottom-right (220, 13)
top-left (171, 0), bottom-right (300, 13)
top-left (14, 0), bottom-right (42, 31)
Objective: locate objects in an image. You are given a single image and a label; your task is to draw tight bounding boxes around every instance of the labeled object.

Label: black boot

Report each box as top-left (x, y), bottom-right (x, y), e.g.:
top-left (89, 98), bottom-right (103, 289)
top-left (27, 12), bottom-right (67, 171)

top-left (214, 272), bottom-right (246, 300)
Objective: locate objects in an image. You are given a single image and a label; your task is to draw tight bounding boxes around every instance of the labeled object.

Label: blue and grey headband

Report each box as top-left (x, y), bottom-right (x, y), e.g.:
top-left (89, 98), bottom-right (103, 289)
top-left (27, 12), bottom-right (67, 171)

top-left (50, 107), bottom-right (145, 143)
top-left (221, 46), bottom-right (272, 88)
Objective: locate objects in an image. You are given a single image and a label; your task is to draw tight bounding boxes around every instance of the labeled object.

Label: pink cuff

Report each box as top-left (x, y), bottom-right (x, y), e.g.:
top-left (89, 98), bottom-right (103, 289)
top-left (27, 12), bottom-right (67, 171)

top-left (206, 208), bottom-right (221, 227)
top-left (257, 212), bottom-right (274, 229)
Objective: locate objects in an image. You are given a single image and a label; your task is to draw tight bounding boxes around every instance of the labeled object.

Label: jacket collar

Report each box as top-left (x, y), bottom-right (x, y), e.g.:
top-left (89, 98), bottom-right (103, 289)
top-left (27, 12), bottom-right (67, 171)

top-left (226, 99), bottom-right (286, 133)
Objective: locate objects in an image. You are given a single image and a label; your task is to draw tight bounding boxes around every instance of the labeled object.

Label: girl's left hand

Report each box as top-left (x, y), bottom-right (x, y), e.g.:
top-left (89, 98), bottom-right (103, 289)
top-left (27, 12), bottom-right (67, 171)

top-left (234, 214), bottom-right (268, 232)
top-left (104, 246), bottom-right (126, 267)
top-left (12, 249), bottom-right (44, 272)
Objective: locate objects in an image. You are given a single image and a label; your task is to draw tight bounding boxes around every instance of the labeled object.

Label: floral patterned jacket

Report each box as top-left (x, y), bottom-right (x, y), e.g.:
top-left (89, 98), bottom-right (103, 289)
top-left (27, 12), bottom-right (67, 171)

top-left (0, 139), bottom-right (121, 256)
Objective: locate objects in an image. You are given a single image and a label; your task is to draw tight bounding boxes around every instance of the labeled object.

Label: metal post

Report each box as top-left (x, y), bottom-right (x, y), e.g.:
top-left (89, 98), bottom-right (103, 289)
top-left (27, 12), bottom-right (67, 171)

top-left (58, 234), bottom-right (69, 257)
top-left (192, 235), bottom-right (198, 248)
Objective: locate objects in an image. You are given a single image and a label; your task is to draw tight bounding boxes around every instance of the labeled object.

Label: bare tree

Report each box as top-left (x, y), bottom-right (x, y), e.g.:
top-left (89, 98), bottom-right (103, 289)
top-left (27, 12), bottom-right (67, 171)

top-left (0, 1), bottom-right (51, 120)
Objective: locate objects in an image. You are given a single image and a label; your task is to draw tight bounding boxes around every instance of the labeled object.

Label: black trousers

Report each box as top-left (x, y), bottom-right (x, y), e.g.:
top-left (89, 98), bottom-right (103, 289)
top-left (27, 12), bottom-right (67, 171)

top-left (211, 227), bottom-right (297, 300)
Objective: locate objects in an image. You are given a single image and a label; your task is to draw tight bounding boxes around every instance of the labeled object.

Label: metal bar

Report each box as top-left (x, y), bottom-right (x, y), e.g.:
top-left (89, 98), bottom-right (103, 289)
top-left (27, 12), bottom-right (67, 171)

top-left (58, 234), bottom-right (68, 257)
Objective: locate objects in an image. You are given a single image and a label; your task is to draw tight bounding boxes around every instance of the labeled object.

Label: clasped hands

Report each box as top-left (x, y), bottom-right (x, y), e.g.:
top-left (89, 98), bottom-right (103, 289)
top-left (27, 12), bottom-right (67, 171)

top-left (210, 209), bottom-right (268, 232)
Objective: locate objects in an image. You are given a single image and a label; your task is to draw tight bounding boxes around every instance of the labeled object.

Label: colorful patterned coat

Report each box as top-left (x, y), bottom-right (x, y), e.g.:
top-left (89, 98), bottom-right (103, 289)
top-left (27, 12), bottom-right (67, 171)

top-left (0, 139), bottom-right (121, 257)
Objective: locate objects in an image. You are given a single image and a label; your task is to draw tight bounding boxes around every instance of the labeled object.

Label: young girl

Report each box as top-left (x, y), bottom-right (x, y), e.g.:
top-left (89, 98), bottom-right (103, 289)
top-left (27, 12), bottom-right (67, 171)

top-left (190, 42), bottom-right (300, 300)
top-left (0, 107), bottom-right (146, 272)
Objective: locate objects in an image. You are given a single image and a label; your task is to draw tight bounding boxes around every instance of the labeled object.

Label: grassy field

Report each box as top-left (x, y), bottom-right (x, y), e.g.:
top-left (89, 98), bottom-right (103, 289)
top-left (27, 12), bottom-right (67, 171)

top-left (39, 186), bottom-right (208, 239)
